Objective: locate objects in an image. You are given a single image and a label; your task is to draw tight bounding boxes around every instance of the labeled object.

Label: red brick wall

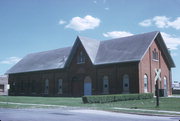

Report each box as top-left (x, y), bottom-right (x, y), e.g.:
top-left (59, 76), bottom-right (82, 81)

top-left (67, 41), bottom-right (96, 96)
top-left (96, 62), bottom-right (139, 94)
top-left (9, 69), bottom-right (68, 96)
top-left (8, 40), bottom-right (140, 97)
top-left (139, 39), bottom-right (171, 95)
top-left (10, 39), bottom-right (173, 97)
top-left (67, 40), bottom-right (139, 96)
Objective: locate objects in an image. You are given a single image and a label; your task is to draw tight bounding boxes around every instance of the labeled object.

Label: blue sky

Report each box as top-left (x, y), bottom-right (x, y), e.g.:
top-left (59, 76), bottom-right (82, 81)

top-left (0, 0), bottom-right (180, 82)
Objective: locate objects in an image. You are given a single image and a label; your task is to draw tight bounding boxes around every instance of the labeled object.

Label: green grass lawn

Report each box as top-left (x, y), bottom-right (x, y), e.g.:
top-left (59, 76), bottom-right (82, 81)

top-left (0, 96), bottom-right (83, 106)
top-left (0, 96), bottom-right (180, 113)
top-left (91, 98), bottom-right (180, 112)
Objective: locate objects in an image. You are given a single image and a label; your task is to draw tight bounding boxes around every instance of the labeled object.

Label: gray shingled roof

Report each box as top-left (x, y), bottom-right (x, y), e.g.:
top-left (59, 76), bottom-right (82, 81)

top-left (6, 31), bottom-right (175, 74)
top-left (6, 47), bottom-right (72, 74)
top-left (79, 36), bottom-right (100, 63)
top-left (95, 31), bottom-right (158, 64)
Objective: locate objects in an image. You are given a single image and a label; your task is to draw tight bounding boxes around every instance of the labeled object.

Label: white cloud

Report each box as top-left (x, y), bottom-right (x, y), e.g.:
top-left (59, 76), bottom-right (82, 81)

top-left (105, 7), bottom-right (109, 10)
top-left (139, 16), bottom-right (180, 30)
top-left (103, 31), bottom-right (134, 38)
top-left (65, 15), bottom-right (100, 31)
top-left (153, 16), bottom-right (170, 28)
top-left (168, 17), bottom-right (180, 30)
top-left (103, 31), bottom-right (180, 50)
top-left (139, 19), bottom-right (152, 27)
top-left (59, 20), bottom-right (66, 25)
top-left (0, 57), bottom-right (22, 64)
top-left (93, 1), bottom-right (97, 4)
top-left (161, 32), bottom-right (180, 50)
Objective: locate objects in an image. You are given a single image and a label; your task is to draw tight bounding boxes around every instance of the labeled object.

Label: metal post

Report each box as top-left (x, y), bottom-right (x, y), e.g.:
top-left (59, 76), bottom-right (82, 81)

top-left (6, 84), bottom-right (10, 107)
top-left (156, 80), bottom-right (159, 107)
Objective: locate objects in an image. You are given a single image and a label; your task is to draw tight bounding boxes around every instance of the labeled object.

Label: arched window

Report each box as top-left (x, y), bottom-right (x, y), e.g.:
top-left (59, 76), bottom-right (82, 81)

top-left (152, 49), bottom-right (159, 61)
top-left (103, 76), bottom-right (109, 94)
top-left (77, 51), bottom-right (85, 64)
top-left (57, 79), bottom-right (63, 94)
top-left (123, 74), bottom-right (129, 93)
top-left (164, 77), bottom-right (167, 89)
top-left (144, 74), bottom-right (148, 93)
top-left (44, 79), bottom-right (49, 94)
top-left (164, 76), bottom-right (168, 96)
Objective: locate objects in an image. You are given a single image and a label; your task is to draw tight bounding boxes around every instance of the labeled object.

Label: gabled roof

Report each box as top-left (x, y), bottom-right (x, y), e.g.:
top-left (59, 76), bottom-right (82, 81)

top-left (79, 36), bottom-right (100, 63)
top-left (6, 31), bottom-right (175, 74)
top-left (95, 31), bottom-right (159, 65)
top-left (155, 32), bottom-right (175, 67)
top-left (65, 36), bottom-right (100, 67)
top-left (6, 47), bottom-right (72, 74)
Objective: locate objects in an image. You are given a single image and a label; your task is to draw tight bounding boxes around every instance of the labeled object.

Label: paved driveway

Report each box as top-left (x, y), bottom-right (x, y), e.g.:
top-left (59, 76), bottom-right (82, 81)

top-left (0, 108), bottom-right (179, 121)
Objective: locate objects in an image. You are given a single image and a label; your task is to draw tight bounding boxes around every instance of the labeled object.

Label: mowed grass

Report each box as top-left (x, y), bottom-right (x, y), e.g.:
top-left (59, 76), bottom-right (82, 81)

top-left (91, 98), bottom-right (180, 112)
top-left (0, 103), bottom-right (55, 109)
top-left (0, 96), bottom-right (180, 112)
top-left (0, 96), bottom-right (83, 106)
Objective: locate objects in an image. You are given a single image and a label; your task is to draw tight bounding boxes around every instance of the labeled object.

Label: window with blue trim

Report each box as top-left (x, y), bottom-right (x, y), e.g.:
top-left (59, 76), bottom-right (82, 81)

top-left (77, 51), bottom-right (85, 64)
top-left (152, 49), bottom-right (159, 61)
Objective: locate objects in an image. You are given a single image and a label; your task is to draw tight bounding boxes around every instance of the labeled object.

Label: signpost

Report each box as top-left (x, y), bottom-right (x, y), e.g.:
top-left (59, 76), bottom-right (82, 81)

top-left (6, 84), bottom-right (10, 106)
top-left (155, 80), bottom-right (159, 107)
top-left (155, 68), bottom-right (161, 107)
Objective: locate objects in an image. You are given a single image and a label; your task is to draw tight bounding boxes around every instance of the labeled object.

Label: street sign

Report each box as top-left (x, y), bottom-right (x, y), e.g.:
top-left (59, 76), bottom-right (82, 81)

top-left (155, 68), bottom-right (161, 81)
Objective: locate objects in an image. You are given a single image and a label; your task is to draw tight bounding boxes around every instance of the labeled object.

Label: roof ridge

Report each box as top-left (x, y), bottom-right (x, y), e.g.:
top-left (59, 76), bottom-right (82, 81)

top-left (101, 31), bottom-right (159, 42)
top-left (94, 31), bottom-right (160, 65)
top-left (27, 46), bottom-right (72, 56)
top-left (78, 36), bottom-right (100, 63)
top-left (78, 36), bottom-right (100, 42)
top-left (7, 31), bottom-right (174, 75)
top-left (139, 31), bottom-right (160, 61)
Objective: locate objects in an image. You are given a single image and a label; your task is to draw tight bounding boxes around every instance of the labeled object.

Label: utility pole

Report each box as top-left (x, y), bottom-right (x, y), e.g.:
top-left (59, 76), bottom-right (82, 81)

top-left (155, 68), bottom-right (161, 107)
top-left (156, 80), bottom-right (159, 107)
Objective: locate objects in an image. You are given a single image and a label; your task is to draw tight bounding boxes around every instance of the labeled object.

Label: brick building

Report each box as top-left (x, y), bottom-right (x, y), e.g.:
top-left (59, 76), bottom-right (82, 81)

top-left (6, 31), bottom-right (175, 97)
top-left (0, 75), bottom-right (8, 95)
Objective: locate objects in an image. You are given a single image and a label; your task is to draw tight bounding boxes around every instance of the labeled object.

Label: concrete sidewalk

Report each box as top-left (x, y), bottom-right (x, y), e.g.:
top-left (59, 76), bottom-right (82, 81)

top-left (168, 95), bottom-right (180, 98)
top-left (0, 101), bottom-right (67, 108)
top-left (1, 101), bottom-right (180, 116)
top-left (114, 107), bottom-right (180, 115)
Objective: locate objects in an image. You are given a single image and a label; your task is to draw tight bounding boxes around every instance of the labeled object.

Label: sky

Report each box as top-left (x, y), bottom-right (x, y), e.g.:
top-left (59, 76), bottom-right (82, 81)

top-left (0, 0), bottom-right (180, 82)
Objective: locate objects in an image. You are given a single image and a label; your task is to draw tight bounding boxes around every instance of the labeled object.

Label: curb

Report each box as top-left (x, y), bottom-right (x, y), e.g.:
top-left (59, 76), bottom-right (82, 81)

top-left (113, 107), bottom-right (180, 117)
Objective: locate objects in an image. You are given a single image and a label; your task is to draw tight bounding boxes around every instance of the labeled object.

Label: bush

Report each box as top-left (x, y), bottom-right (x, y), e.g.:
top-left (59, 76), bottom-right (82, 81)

top-left (82, 93), bottom-right (153, 104)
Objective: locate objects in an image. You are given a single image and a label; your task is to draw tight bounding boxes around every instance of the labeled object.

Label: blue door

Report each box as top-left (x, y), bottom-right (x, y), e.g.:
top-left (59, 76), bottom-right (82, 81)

top-left (84, 76), bottom-right (92, 96)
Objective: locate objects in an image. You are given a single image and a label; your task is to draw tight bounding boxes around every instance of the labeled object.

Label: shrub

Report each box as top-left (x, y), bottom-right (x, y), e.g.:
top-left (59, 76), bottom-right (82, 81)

top-left (82, 93), bottom-right (153, 104)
